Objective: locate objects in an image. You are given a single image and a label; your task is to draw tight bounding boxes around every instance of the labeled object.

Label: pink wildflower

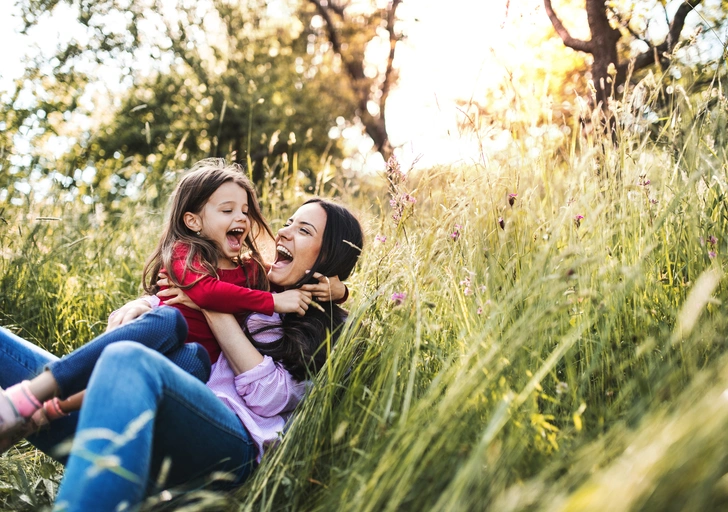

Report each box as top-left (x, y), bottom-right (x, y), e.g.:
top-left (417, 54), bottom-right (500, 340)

top-left (508, 193), bottom-right (517, 206)
top-left (391, 292), bottom-right (407, 305)
top-left (708, 235), bottom-right (718, 247)
top-left (451, 224), bottom-right (462, 241)
top-left (709, 251), bottom-right (717, 259)
top-left (386, 155), bottom-right (405, 185)
top-left (375, 234), bottom-right (387, 244)
top-left (498, 217), bottom-right (505, 230)
top-left (574, 215), bottom-right (584, 228)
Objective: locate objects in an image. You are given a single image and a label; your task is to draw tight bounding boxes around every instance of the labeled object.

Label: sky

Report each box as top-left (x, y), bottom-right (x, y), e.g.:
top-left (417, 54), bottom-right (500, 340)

top-left (386, 0), bottom-right (545, 169)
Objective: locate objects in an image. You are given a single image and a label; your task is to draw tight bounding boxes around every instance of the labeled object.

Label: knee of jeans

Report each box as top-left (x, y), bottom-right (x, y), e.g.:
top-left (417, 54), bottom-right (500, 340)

top-left (98, 341), bottom-right (159, 371)
top-left (154, 307), bottom-right (188, 343)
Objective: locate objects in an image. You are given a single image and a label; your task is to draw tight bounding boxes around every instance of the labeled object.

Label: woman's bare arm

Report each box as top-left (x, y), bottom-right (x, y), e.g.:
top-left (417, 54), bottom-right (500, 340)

top-left (202, 310), bottom-right (264, 375)
top-left (159, 278), bottom-right (274, 375)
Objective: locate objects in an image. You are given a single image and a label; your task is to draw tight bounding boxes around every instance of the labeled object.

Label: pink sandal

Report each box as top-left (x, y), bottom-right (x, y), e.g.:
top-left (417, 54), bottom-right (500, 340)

top-left (0, 385), bottom-right (24, 436)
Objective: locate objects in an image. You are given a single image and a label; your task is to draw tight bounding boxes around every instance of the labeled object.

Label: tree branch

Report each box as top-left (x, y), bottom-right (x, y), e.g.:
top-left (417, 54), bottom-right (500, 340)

top-left (544, 0), bottom-right (593, 53)
top-left (607, 5), bottom-right (651, 48)
top-left (379, 0), bottom-right (402, 125)
top-left (632, 0), bottom-right (702, 71)
top-left (666, 0), bottom-right (702, 51)
top-left (309, 0), bottom-right (343, 55)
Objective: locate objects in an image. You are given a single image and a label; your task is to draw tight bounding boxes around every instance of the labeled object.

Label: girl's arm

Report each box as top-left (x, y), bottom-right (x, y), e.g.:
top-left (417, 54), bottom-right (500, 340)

top-left (171, 258), bottom-right (310, 315)
top-left (202, 310), bottom-right (263, 374)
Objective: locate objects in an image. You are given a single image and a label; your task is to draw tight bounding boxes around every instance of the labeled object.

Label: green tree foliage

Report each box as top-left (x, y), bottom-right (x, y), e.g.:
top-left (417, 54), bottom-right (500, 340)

top-left (1, 0), bottom-right (402, 210)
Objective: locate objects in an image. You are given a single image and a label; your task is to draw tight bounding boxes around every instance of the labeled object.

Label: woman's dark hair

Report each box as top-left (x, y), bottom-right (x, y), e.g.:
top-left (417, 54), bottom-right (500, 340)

top-left (248, 198), bottom-right (364, 381)
top-left (142, 158), bottom-right (273, 294)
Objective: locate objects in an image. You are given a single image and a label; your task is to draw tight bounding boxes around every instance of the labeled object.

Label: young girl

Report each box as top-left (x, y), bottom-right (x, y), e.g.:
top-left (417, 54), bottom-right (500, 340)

top-left (140, 158), bottom-right (312, 364)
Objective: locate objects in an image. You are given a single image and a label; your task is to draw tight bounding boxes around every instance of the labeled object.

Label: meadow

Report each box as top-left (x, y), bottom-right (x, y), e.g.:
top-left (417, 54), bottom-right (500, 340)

top-left (1, 79), bottom-right (727, 511)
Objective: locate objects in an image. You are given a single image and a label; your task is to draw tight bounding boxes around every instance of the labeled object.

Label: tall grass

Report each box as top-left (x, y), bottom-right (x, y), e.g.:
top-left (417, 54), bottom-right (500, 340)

top-left (1, 76), bottom-right (727, 510)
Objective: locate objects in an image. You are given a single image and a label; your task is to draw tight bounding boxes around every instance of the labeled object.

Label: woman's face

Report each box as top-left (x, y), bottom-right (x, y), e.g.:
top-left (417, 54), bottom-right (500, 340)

top-left (269, 203), bottom-right (327, 288)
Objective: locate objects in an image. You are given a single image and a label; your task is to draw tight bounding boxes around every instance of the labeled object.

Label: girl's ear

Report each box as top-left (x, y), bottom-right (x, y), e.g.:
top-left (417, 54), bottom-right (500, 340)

top-left (184, 212), bottom-right (202, 233)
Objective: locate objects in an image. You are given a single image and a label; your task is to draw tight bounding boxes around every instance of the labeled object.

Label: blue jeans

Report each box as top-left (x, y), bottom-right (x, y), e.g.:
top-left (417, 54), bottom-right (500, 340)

top-left (0, 309), bottom-right (257, 511)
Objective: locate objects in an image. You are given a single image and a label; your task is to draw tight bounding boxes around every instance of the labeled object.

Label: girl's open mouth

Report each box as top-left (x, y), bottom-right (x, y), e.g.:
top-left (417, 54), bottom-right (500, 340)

top-left (226, 228), bottom-right (245, 251)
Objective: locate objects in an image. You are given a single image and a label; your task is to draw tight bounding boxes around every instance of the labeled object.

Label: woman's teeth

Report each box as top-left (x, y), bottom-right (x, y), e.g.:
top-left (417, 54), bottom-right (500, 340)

top-left (277, 245), bottom-right (293, 261)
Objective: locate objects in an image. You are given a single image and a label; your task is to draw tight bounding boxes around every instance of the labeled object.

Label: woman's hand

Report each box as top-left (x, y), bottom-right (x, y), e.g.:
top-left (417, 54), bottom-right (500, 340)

top-left (300, 272), bottom-right (347, 302)
top-left (157, 276), bottom-right (201, 311)
top-left (106, 299), bottom-right (153, 331)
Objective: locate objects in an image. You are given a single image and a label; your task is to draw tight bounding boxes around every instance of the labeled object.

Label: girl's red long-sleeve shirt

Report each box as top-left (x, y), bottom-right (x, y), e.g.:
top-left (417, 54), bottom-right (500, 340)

top-left (159, 244), bottom-right (274, 363)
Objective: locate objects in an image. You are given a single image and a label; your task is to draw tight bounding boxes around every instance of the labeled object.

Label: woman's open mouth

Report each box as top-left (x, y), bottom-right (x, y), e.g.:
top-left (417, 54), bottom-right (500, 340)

top-left (273, 245), bottom-right (293, 267)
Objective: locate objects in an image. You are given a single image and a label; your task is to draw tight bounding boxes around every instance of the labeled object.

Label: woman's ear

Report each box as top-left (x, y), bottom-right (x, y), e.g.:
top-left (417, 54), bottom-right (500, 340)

top-left (184, 212), bottom-right (202, 233)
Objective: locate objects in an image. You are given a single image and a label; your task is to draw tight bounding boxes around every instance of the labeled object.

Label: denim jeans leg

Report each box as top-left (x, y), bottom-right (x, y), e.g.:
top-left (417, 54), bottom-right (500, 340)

top-left (0, 327), bottom-right (79, 459)
top-left (0, 326), bottom-right (57, 386)
top-left (55, 342), bottom-right (256, 512)
top-left (48, 307), bottom-right (189, 398)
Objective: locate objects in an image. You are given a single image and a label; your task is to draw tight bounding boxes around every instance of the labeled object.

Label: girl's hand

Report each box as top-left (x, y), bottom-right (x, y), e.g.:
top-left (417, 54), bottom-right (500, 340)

top-left (300, 273), bottom-right (347, 302)
top-left (157, 276), bottom-right (201, 311)
top-left (273, 289), bottom-right (312, 316)
top-left (106, 299), bottom-right (153, 331)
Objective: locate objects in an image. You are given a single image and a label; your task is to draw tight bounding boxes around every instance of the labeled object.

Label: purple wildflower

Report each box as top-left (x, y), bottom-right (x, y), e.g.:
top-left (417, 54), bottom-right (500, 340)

top-left (574, 215), bottom-right (584, 228)
top-left (508, 193), bottom-right (517, 206)
top-left (498, 217), bottom-right (505, 230)
top-left (386, 155), bottom-right (405, 185)
top-left (391, 292), bottom-right (407, 305)
top-left (375, 234), bottom-right (387, 244)
top-left (708, 235), bottom-right (718, 247)
top-left (709, 251), bottom-right (717, 259)
top-left (451, 224), bottom-right (462, 241)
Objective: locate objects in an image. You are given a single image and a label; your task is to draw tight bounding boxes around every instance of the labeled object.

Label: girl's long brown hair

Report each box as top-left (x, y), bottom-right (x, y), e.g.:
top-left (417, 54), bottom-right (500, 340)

top-left (142, 158), bottom-right (273, 294)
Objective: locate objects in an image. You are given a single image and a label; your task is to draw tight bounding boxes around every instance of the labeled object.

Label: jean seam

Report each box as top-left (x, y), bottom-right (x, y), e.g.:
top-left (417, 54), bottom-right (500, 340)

top-left (161, 387), bottom-right (254, 447)
top-left (0, 344), bottom-right (47, 376)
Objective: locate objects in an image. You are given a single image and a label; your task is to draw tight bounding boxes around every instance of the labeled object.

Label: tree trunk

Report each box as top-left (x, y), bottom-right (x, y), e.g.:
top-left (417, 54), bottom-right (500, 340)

top-left (585, 0), bottom-right (620, 109)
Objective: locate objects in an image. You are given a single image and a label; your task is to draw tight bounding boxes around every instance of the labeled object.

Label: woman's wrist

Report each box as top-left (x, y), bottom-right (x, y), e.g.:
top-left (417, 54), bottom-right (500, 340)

top-left (142, 295), bottom-right (161, 308)
top-left (334, 285), bottom-right (349, 304)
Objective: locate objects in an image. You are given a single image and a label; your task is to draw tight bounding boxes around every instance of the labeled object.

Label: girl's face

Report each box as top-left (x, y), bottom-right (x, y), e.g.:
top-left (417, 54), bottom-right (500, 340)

top-left (185, 181), bottom-right (250, 268)
top-left (269, 203), bottom-right (327, 288)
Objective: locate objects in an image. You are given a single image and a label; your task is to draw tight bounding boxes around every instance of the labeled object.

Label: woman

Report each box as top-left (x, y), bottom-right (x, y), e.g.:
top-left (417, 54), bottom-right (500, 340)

top-left (0, 198), bottom-right (364, 511)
